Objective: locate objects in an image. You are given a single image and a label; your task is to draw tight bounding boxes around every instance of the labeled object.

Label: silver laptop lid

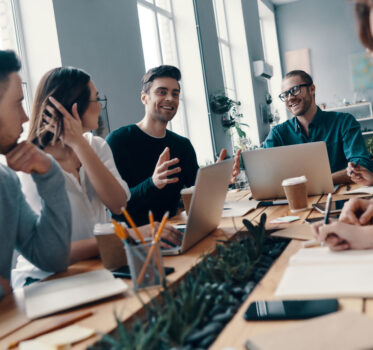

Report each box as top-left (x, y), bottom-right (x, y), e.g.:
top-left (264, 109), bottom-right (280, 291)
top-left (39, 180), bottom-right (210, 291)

top-left (242, 142), bottom-right (334, 200)
top-left (180, 158), bottom-right (234, 253)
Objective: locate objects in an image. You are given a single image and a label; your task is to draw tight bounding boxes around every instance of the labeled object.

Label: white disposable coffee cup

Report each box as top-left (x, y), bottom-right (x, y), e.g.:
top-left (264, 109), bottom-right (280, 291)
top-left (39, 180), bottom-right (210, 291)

top-left (281, 176), bottom-right (308, 213)
top-left (93, 223), bottom-right (127, 270)
top-left (180, 186), bottom-right (195, 215)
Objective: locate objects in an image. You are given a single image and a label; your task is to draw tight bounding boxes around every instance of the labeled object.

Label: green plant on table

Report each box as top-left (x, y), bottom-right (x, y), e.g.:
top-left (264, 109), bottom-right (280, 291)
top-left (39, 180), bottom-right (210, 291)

top-left (366, 136), bottom-right (373, 158)
top-left (90, 214), bottom-right (269, 350)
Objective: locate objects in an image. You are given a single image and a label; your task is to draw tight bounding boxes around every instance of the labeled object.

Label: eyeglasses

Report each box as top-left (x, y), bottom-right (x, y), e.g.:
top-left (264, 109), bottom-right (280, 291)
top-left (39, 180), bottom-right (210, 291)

top-left (89, 95), bottom-right (107, 109)
top-left (278, 84), bottom-right (311, 102)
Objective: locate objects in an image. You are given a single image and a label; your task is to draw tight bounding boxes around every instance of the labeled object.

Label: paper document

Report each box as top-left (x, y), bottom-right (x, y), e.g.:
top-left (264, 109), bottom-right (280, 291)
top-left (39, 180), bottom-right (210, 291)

top-left (270, 224), bottom-right (314, 241)
top-left (275, 247), bottom-right (373, 298)
top-left (222, 199), bottom-right (259, 217)
top-left (345, 186), bottom-right (373, 195)
top-left (24, 269), bottom-right (128, 319)
top-left (245, 311), bottom-right (373, 350)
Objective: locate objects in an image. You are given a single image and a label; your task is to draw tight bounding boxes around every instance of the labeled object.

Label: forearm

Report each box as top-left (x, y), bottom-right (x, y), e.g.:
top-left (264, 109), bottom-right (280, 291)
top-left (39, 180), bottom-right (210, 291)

top-left (18, 159), bottom-right (71, 273)
top-left (130, 177), bottom-right (158, 206)
top-left (72, 138), bottom-right (128, 214)
top-left (69, 238), bottom-right (100, 265)
top-left (332, 169), bottom-right (352, 185)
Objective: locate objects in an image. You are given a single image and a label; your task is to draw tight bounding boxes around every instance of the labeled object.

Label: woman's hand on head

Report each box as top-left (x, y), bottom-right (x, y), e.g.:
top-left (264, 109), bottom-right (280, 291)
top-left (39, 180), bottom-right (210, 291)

top-left (46, 96), bottom-right (85, 148)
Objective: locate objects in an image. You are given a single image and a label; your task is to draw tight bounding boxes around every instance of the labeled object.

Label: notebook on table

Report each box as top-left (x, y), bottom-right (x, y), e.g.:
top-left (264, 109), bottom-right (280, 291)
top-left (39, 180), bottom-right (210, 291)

top-left (275, 247), bottom-right (373, 299)
top-left (163, 158), bottom-right (234, 256)
top-left (241, 142), bottom-right (334, 200)
top-left (24, 269), bottom-right (128, 319)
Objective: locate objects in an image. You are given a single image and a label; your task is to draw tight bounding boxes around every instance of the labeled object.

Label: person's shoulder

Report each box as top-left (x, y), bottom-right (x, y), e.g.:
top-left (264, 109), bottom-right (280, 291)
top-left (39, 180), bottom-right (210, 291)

top-left (166, 129), bottom-right (192, 144)
top-left (271, 118), bottom-right (294, 133)
top-left (0, 163), bottom-right (20, 191)
top-left (107, 124), bottom-right (138, 141)
top-left (320, 109), bottom-right (353, 120)
top-left (84, 133), bottom-right (109, 151)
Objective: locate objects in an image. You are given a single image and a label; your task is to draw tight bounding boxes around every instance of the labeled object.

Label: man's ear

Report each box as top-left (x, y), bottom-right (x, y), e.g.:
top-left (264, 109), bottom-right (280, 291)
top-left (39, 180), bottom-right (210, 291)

top-left (309, 84), bottom-right (316, 99)
top-left (141, 91), bottom-right (147, 106)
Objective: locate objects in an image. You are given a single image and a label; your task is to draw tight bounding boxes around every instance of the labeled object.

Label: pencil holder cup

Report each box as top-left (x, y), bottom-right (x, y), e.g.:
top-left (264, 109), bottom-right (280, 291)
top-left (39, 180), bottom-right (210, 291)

top-left (124, 240), bottom-right (165, 291)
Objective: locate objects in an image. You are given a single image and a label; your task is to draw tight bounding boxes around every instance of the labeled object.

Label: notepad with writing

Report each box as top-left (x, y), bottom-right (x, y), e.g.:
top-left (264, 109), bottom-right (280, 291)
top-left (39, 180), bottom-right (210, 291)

top-left (275, 247), bottom-right (373, 298)
top-left (24, 269), bottom-right (128, 319)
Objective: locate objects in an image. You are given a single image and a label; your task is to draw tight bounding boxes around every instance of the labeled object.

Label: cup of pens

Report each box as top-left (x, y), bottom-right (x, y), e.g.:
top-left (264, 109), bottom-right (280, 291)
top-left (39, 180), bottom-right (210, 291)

top-left (125, 240), bottom-right (165, 291)
top-left (112, 208), bottom-right (169, 291)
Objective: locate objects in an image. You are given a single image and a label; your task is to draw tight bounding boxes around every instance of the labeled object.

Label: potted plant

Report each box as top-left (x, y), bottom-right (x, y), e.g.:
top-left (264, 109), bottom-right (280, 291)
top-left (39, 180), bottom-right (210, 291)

top-left (210, 93), bottom-right (251, 150)
top-left (366, 136), bottom-right (373, 159)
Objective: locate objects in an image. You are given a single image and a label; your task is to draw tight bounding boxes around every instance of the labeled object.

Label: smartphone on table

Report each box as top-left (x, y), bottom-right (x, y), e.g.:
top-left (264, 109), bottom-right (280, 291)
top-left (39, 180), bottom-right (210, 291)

top-left (111, 265), bottom-right (175, 279)
top-left (312, 199), bottom-right (349, 215)
top-left (244, 298), bottom-right (338, 321)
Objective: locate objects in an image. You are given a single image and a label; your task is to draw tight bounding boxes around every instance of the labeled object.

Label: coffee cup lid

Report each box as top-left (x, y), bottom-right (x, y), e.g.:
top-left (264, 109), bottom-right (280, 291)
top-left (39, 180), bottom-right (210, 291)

top-left (281, 175), bottom-right (307, 186)
top-left (180, 186), bottom-right (195, 194)
top-left (94, 222), bottom-right (127, 235)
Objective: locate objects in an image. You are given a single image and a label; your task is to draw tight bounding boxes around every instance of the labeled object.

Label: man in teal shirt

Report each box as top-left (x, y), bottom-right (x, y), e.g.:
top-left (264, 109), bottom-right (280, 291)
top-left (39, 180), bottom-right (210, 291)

top-left (263, 70), bottom-right (372, 184)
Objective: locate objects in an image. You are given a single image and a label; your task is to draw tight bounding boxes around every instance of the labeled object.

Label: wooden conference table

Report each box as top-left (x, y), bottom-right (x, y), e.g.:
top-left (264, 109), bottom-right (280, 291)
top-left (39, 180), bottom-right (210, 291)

top-left (0, 184), bottom-right (371, 349)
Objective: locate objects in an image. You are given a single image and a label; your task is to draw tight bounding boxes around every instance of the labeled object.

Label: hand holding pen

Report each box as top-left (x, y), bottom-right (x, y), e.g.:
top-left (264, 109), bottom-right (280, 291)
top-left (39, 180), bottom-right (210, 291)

top-left (347, 161), bottom-right (373, 186)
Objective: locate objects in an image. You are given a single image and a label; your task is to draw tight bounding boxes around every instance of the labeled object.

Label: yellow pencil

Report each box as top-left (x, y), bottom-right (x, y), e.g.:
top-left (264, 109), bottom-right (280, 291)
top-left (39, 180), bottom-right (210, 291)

top-left (137, 211), bottom-right (169, 285)
top-left (149, 210), bottom-right (155, 239)
top-left (154, 211), bottom-right (170, 243)
top-left (121, 207), bottom-right (146, 244)
top-left (111, 219), bottom-right (126, 240)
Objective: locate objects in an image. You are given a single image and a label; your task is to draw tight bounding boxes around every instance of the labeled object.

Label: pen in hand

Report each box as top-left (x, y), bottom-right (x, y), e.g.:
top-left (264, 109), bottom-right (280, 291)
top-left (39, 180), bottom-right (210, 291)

top-left (321, 193), bottom-right (333, 246)
top-left (323, 193), bottom-right (333, 225)
top-left (349, 160), bottom-right (359, 176)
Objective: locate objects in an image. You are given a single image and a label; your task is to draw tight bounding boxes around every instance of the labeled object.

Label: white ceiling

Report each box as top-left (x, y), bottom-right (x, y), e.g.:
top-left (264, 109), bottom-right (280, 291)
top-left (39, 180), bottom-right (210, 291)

top-left (270, 0), bottom-right (299, 5)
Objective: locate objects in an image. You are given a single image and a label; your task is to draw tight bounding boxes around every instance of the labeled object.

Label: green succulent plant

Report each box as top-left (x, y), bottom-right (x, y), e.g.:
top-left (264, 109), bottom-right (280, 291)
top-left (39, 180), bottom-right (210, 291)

top-left (90, 214), bottom-right (271, 350)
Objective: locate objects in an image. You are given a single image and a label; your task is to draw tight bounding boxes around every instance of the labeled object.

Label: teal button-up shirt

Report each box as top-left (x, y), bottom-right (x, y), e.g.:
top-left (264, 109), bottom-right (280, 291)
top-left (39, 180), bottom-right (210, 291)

top-left (263, 107), bottom-right (373, 173)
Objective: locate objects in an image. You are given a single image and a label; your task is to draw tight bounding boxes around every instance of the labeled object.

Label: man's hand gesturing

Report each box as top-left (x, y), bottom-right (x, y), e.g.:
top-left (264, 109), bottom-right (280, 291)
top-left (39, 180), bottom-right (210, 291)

top-left (152, 147), bottom-right (181, 189)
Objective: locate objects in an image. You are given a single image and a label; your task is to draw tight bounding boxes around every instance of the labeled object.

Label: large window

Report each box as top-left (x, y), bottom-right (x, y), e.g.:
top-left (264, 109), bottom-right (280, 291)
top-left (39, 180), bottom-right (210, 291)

top-left (137, 0), bottom-right (188, 138)
top-left (258, 0), bottom-right (287, 123)
top-left (213, 0), bottom-right (237, 100)
top-left (137, 0), bottom-right (214, 165)
top-left (0, 0), bottom-right (30, 128)
top-left (212, 0), bottom-right (259, 147)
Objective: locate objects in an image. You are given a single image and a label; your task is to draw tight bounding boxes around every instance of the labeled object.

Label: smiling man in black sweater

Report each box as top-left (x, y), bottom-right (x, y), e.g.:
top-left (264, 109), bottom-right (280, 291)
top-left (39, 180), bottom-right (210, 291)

top-left (107, 65), bottom-right (239, 225)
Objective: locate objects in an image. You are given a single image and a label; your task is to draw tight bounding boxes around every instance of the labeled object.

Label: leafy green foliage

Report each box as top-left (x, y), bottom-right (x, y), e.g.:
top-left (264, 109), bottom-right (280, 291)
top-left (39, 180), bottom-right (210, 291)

top-left (90, 214), bottom-right (268, 350)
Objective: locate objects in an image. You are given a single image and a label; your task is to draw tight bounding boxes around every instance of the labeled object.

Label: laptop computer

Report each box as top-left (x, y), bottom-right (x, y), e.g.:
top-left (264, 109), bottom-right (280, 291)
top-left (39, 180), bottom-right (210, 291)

top-left (242, 142), bottom-right (334, 200)
top-left (162, 158), bottom-right (234, 256)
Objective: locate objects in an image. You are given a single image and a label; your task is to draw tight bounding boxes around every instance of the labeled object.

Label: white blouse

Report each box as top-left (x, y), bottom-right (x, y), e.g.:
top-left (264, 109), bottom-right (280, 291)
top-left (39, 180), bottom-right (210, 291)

top-left (12, 133), bottom-right (130, 288)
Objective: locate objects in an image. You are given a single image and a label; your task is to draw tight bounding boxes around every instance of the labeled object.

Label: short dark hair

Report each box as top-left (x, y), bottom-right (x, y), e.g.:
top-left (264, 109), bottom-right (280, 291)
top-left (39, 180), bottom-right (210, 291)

top-left (0, 50), bottom-right (21, 100)
top-left (141, 65), bottom-right (181, 93)
top-left (284, 70), bottom-right (313, 85)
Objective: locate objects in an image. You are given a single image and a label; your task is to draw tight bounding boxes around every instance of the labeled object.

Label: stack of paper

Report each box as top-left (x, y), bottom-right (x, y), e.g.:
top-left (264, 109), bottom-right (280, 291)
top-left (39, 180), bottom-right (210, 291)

top-left (275, 247), bottom-right (373, 298)
top-left (222, 199), bottom-right (259, 217)
top-left (24, 269), bottom-right (128, 319)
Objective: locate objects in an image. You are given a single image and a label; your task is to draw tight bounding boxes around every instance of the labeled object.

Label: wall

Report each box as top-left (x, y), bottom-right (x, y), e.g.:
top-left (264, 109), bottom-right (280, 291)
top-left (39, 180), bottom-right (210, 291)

top-left (52, 0), bottom-right (146, 131)
top-left (275, 0), bottom-right (369, 109)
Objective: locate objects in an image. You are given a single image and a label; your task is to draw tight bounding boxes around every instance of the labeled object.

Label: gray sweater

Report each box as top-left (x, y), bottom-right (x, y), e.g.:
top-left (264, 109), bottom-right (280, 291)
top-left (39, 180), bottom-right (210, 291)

top-left (0, 157), bottom-right (71, 298)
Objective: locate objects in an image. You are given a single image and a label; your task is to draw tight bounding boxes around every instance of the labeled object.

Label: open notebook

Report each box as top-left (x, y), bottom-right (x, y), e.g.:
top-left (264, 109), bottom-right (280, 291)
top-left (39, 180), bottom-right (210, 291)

top-left (275, 247), bottom-right (373, 299)
top-left (24, 269), bottom-right (128, 319)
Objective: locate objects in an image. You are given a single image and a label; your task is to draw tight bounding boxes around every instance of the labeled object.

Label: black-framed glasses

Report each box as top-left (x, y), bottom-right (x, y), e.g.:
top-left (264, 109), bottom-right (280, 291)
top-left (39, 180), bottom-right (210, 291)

top-left (278, 84), bottom-right (311, 102)
top-left (89, 95), bottom-right (107, 109)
